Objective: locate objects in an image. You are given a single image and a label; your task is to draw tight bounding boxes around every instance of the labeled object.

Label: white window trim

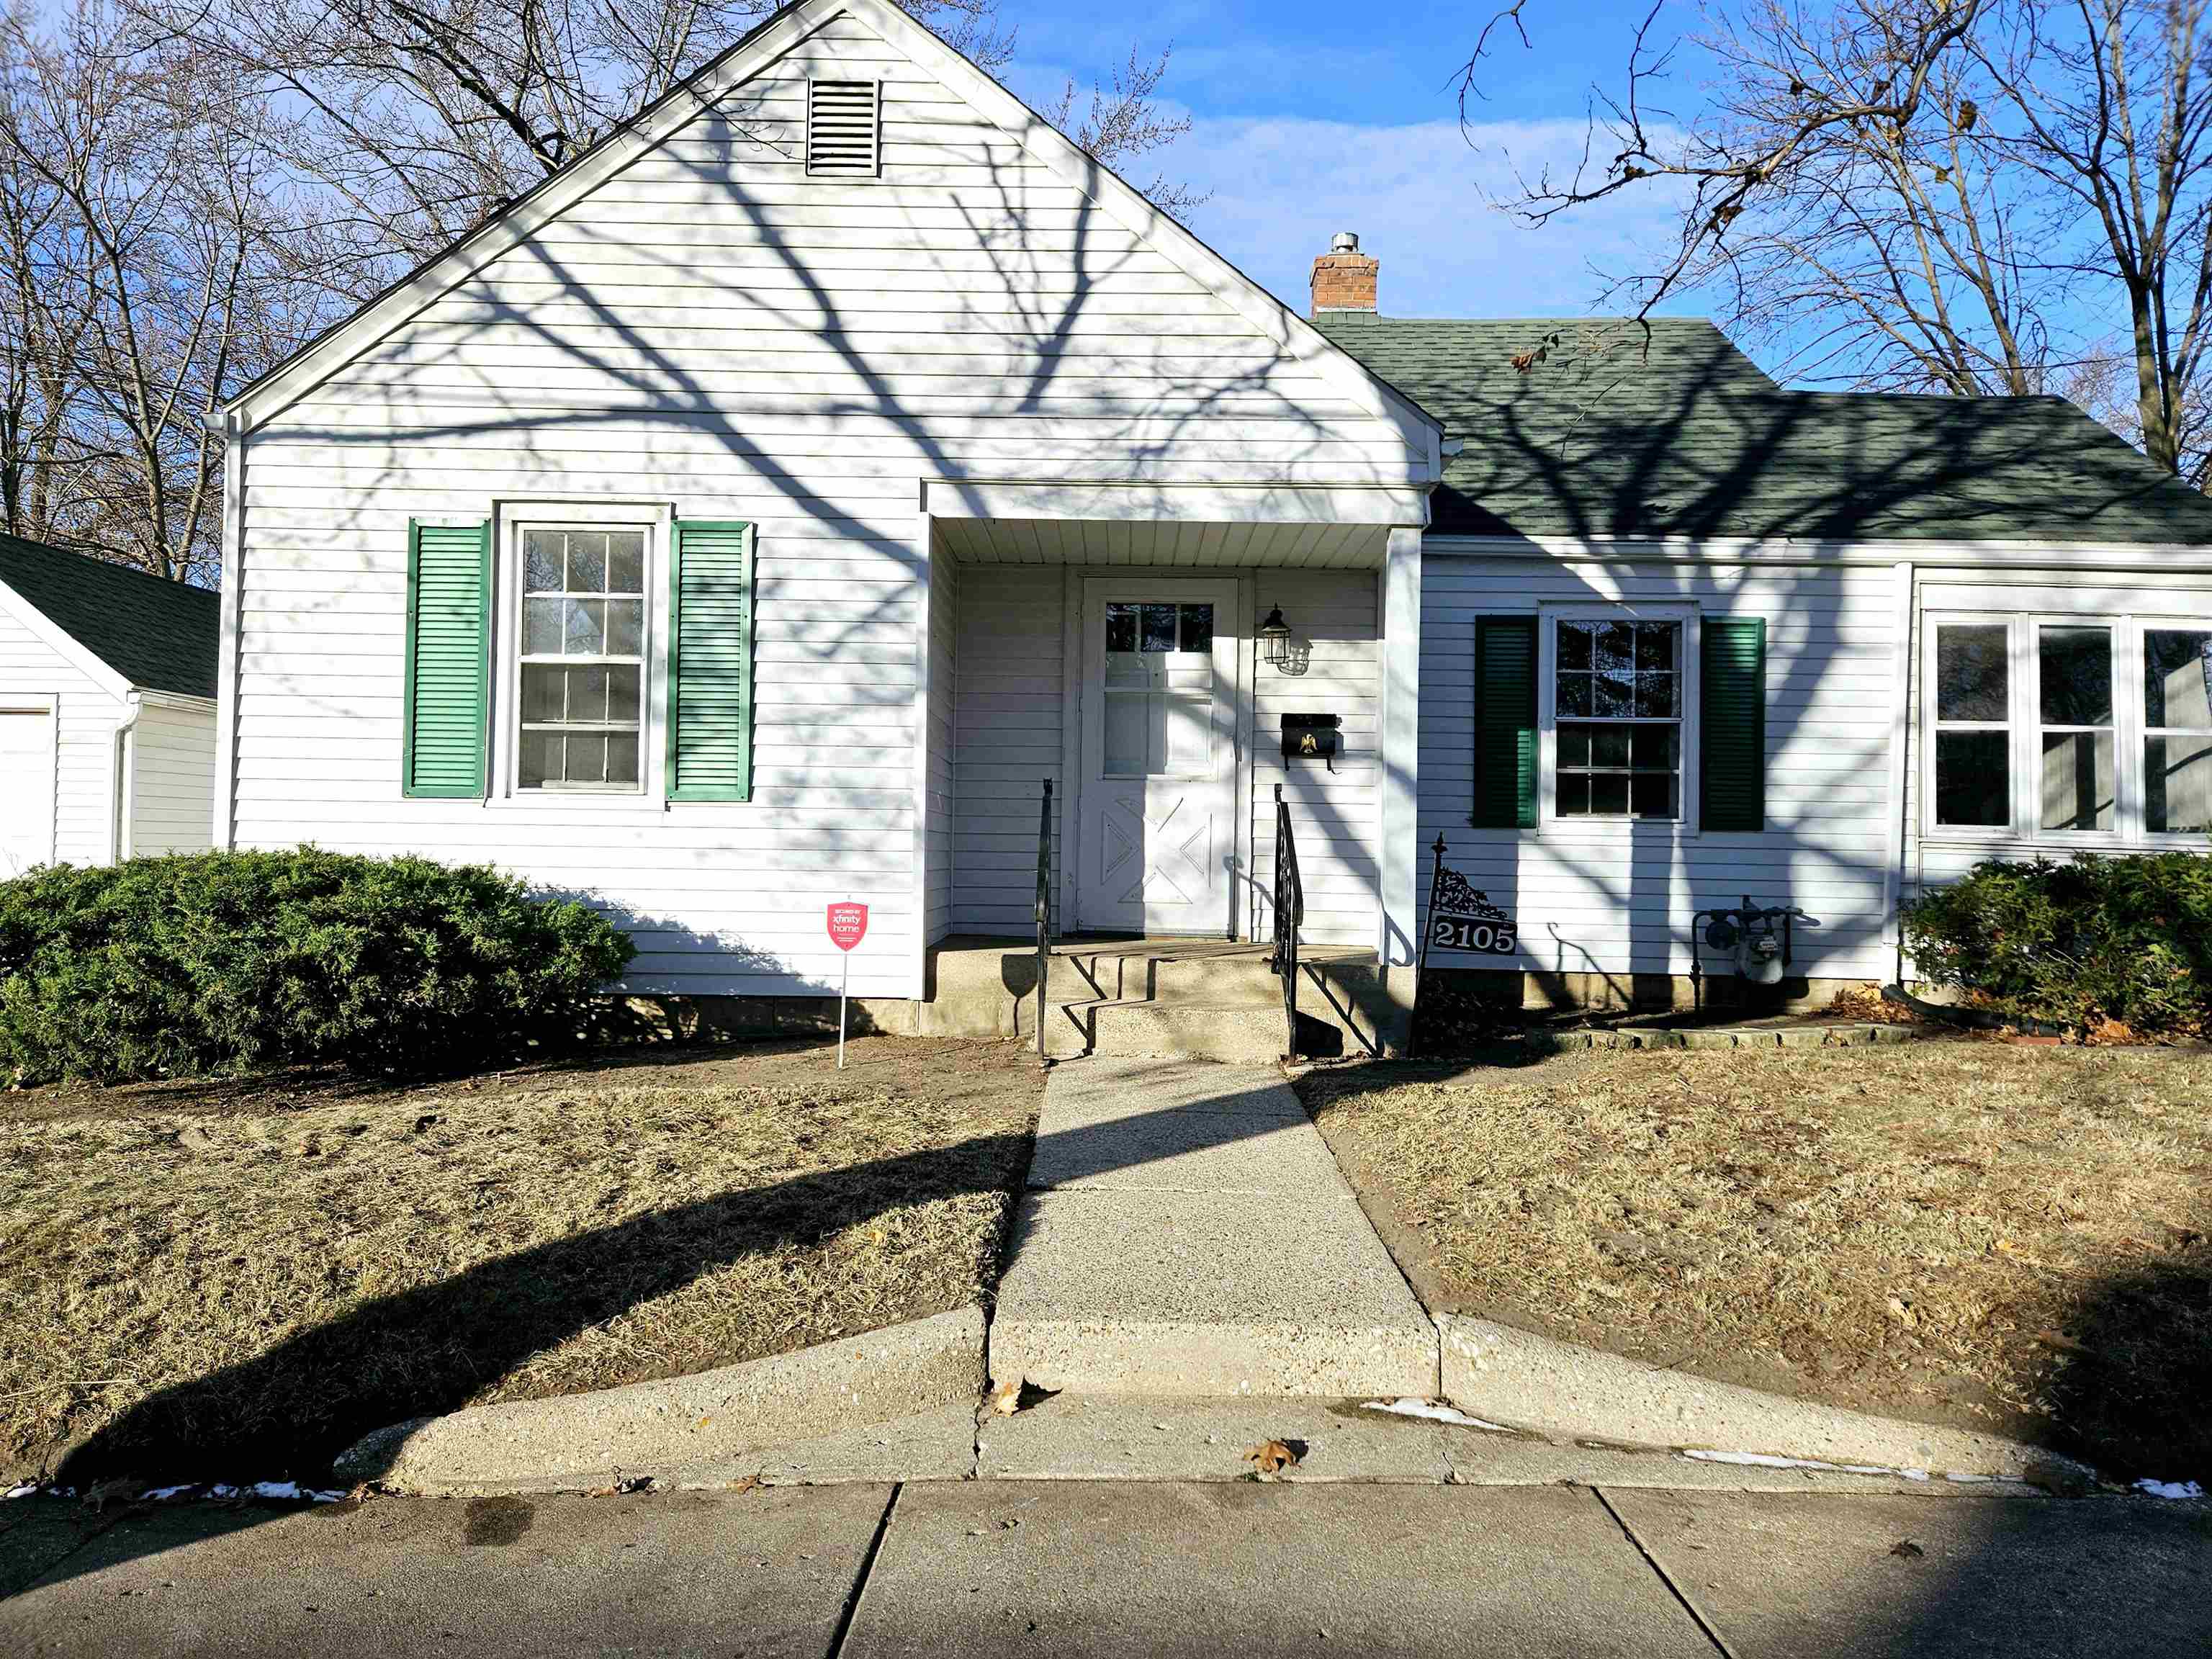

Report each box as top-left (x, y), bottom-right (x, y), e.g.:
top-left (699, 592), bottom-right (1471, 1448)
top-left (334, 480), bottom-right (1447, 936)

top-left (1920, 609), bottom-right (2212, 848)
top-left (488, 498), bottom-right (673, 811)
top-left (1536, 603), bottom-right (1702, 835)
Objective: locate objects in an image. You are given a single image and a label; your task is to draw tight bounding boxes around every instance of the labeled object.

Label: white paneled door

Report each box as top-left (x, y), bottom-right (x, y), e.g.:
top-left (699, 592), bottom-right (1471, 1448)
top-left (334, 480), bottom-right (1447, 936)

top-left (0, 709), bottom-right (55, 877)
top-left (1076, 578), bottom-right (1241, 935)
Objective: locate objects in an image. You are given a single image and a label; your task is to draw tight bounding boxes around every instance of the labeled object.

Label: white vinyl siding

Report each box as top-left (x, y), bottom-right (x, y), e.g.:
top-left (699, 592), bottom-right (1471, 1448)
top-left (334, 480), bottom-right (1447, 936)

top-left (1250, 572), bottom-right (1382, 948)
top-left (0, 608), bottom-right (126, 866)
top-left (128, 698), bottom-right (217, 855)
top-left (228, 9), bottom-right (1419, 997)
top-left (952, 565), bottom-right (1062, 935)
top-left (925, 537), bottom-right (956, 943)
top-left (1421, 554), bottom-right (1899, 982)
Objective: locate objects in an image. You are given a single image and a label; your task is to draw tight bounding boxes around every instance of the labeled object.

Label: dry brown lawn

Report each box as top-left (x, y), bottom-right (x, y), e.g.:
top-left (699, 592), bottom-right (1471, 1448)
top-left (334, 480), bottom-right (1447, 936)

top-left (0, 1035), bottom-right (1042, 1483)
top-left (1300, 1040), bottom-right (2212, 1479)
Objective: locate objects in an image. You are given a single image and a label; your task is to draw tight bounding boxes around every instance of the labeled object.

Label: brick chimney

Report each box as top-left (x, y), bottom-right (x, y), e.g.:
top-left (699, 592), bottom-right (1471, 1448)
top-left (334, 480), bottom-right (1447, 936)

top-left (1310, 231), bottom-right (1377, 315)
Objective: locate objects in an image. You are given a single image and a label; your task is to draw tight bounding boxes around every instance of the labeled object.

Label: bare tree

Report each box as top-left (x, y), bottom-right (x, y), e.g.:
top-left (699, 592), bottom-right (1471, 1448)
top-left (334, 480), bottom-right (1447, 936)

top-left (1462, 0), bottom-right (2212, 482)
top-left (0, 2), bottom-right (299, 578)
top-left (1042, 41), bottom-right (1207, 222)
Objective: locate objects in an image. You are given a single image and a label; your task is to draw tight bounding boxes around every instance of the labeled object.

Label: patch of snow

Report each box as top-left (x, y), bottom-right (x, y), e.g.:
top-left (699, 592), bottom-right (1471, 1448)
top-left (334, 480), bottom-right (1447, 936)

top-left (1944, 1473), bottom-right (1995, 1485)
top-left (143, 1485), bottom-right (199, 1502)
top-left (1682, 1449), bottom-right (1919, 1479)
top-left (1362, 1398), bottom-right (1514, 1431)
top-left (2132, 1478), bottom-right (2206, 1501)
top-left (4, 1483), bottom-right (37, 1500)
top-left (208, 1484), bottom-right (240, 1499)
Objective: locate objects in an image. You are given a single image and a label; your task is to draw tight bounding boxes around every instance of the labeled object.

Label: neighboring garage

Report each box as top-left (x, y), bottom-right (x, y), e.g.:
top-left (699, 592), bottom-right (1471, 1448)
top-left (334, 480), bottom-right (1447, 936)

top-left (0, 533), bottom-right (220, 876)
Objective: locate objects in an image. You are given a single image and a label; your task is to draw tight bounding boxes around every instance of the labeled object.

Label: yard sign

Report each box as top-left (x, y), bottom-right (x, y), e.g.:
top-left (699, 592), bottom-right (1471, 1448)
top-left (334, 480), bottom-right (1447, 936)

top-left (827, 902), bottom-right (868, 1067)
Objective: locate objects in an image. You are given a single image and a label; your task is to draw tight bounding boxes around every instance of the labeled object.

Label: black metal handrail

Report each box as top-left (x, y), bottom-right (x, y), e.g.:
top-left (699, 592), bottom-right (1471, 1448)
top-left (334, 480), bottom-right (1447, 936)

top-left (1034, 777), bottom-right (1053, 1061)
top-left (1272, 783), bottom-right (1303, 1059)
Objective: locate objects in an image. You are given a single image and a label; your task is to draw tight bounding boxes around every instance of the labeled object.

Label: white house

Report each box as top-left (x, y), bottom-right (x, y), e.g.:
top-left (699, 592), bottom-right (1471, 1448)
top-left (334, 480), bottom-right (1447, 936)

top-left (210, 0), bottom-right (2212, 1053)
top-left (0, 534), bottom-right (220, 878)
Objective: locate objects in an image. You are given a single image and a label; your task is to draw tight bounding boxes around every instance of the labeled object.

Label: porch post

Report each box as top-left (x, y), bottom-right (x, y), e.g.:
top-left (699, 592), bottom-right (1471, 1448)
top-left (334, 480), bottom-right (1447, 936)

top-left (1377, 524), bottom-right (1423, 1055)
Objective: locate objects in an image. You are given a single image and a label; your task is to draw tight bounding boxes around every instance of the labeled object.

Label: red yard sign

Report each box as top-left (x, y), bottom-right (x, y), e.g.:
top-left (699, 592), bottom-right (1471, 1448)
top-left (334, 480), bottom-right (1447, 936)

top-left (827, 902), bottom-right (868, 952)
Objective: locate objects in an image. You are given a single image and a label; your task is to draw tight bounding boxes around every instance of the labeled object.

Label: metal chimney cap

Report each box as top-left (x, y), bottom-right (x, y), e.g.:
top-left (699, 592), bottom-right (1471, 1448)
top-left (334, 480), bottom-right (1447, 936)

top-left (1331, 231), bottom-right (1360, 253)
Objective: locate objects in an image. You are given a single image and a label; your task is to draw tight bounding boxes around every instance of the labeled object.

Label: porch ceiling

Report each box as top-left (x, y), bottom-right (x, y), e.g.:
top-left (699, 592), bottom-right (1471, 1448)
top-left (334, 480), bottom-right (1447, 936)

top-left (933, 518), bottom-right (1388, 568)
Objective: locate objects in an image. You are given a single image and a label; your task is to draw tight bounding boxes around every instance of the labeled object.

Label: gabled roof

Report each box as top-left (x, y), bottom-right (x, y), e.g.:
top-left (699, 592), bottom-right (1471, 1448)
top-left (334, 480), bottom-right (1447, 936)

top-left (222, 0), bottom-right (1439, 462)
top-left (0, 533), bottom-right (220, 698)
top-left (1316, 314), bottom-right (2212, 546)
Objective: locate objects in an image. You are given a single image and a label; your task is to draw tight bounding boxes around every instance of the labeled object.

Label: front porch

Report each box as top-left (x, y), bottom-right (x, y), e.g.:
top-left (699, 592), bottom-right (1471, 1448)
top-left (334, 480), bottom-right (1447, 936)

top-left (912, 496), bottom-right (1426, 1056)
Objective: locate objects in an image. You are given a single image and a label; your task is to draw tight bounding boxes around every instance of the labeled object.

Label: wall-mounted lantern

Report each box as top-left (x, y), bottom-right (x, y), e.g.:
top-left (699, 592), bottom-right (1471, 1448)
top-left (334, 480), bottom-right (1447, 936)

top-left (1259, 604), bottom-right (1293, 672)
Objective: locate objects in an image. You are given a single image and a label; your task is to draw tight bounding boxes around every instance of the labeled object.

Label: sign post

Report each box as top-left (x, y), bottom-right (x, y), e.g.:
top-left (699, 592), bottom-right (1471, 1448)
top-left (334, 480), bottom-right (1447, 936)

top-left (826, 901), bottom-right (868, 1069)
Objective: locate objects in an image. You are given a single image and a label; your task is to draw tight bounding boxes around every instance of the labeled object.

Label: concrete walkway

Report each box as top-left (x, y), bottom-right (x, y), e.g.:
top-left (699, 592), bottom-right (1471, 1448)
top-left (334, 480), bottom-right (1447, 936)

top-left (5, 1484), bottom-right (2205, 1658)
top-left (989, 1057), bottom-right (1438, 1396)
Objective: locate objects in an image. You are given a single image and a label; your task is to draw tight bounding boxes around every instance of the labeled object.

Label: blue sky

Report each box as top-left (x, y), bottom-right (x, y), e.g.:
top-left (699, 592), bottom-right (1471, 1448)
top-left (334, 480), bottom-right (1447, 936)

top-left (998, 0), bottom-right (1706, 325)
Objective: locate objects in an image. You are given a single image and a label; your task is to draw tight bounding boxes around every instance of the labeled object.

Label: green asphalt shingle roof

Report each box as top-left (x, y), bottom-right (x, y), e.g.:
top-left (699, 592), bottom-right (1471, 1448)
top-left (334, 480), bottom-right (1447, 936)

top-left (0, 533), bottom-right (220, 698)
top-left (1316, 314), bottom-right (2212, 546)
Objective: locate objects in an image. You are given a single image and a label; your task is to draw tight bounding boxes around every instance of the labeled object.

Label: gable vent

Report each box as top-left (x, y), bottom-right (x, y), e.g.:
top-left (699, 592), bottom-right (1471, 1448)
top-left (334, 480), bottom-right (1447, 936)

top-left (806, 80), bottom-right (881, 177)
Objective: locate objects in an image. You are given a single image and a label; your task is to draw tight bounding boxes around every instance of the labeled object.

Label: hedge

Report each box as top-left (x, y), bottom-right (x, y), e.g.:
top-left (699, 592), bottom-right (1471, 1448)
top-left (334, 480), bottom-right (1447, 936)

top-left (1902, 852), bottom-right (2212, 1038)
top-left (0, 848), bottom-right (635, 1083)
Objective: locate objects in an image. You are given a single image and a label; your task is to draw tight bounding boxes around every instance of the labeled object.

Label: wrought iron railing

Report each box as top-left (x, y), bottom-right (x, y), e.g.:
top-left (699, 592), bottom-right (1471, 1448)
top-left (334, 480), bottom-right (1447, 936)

top-left (1272, 783), bottom-right (1304, 1059)
top-left (1034, 777), bottom-right (1053, 1061)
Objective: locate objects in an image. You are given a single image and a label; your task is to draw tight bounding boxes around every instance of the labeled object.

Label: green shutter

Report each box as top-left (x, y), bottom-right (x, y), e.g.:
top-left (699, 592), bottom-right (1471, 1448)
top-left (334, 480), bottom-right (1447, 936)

top-left (1700, 617), bottom-right (1767, 832)
top-left (1473, 616), bottom-right (1539, 829)
top-left (667, 519), bottom-right (754, 801)
top-left (402, 518), bottom-right (490, 798)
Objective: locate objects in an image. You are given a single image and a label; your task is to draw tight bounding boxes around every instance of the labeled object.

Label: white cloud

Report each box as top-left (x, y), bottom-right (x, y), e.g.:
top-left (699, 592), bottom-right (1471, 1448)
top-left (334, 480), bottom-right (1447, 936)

top-left (1169, 115), bottom-right (1698, 321)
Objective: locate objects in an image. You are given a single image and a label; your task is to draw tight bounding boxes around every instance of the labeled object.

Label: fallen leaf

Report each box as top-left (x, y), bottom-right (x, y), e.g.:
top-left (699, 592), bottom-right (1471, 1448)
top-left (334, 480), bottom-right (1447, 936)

top-left (1244, 1439), bottom-right (1304, 1477)
top-left (989, 1378), bottom-right (1022, 1416)
top-left (2034, 1330), bottom-right (2093, 1358)
top-left (727, 1475), bottom-right (760, 1494)
top-left (1890, 1539), bottom-right (1925, 1559)
top-left (82, 1477), bottom-right (140, 1515)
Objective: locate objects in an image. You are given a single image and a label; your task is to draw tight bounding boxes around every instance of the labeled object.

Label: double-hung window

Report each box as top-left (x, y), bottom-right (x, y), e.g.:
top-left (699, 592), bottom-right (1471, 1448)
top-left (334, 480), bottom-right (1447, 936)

top-left (518, 526), bottom-right (648, 792)
top-left (1549, 614), bottom-right (1689, 822)
top-left (1923, 612), bottom-right (2212, 843)
top-left (2144, 626), bottom-right (2212, 835)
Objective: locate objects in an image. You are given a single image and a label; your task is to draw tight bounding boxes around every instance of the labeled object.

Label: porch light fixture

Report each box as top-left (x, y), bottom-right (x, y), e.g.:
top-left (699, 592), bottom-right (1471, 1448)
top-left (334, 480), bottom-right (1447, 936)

top-left (1259, 604), bottom-right (1293, 671)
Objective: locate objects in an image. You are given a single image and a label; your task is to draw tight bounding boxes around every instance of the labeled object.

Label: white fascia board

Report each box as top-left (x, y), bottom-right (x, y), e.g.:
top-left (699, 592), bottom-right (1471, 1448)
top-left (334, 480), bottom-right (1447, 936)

top-left (225, 0), bottom-right (1444, 468)
top-left (137, 689), bottom-right (219, 714)
top-left (924, 477), bottom-right (1431, 526)
top-left (1422, 532), bottom-right (2212, 570)
top-left (0, 573), bottom-right (134, 701)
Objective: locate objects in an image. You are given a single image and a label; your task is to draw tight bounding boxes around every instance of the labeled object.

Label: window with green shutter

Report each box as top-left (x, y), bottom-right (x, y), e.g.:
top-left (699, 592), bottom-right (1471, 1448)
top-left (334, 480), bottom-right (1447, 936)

top-left (1473, 615), bottom-right (1539, 828)
top-left (666, 519), bottom-right (754, 801)
top-left (403, 519), bottom-right (491, 798)
top-left (1700, 617), bottom-right (1767, 832)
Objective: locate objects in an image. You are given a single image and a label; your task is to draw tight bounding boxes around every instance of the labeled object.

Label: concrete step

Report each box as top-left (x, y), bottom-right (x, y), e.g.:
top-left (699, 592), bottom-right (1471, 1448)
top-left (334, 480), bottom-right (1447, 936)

top-left (917, 937), bottom-right (1388, 1059)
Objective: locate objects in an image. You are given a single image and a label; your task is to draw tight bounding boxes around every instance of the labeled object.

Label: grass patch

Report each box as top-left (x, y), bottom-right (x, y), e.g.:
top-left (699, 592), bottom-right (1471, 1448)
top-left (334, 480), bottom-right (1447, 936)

top-left (1, 1035), bottom-right (1042, 1483)
top-left (1300, 1042), bottom-right (2212, 1480)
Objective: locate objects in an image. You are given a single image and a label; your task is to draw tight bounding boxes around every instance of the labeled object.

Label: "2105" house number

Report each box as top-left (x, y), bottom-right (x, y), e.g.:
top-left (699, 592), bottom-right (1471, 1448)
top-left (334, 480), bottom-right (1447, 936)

top-left (1428, 914), bottom-right (1518, 955)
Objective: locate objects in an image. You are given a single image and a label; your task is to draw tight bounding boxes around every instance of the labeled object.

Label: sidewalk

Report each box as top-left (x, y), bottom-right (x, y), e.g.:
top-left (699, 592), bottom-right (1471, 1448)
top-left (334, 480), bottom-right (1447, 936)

top-left (4, 1482), bottom-right (2205, 1657)
top-left (990, 1057), bottom-right (1437, 1396)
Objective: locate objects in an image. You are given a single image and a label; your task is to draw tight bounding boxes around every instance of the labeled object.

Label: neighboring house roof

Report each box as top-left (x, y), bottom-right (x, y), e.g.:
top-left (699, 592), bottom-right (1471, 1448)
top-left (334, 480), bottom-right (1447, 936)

top-left (1316, 314), bottom-right (2212, 545)
top-left (0, 533), bottom-right (220, 698)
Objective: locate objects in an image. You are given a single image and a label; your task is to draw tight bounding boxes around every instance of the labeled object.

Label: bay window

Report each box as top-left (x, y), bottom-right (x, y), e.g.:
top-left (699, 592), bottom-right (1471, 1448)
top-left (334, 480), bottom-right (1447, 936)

top-left (1923, 612), bottom-right (2212, 843)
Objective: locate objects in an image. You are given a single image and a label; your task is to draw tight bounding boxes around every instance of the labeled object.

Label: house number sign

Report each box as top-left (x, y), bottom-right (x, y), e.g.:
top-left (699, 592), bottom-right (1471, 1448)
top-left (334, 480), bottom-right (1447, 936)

top-left (1425, 864), bottom-right (1518, 956)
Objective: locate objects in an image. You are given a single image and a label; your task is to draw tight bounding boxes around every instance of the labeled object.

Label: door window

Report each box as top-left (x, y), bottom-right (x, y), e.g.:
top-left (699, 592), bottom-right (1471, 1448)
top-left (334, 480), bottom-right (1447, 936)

top-left (1103, 601), bottom-right (1215, 778)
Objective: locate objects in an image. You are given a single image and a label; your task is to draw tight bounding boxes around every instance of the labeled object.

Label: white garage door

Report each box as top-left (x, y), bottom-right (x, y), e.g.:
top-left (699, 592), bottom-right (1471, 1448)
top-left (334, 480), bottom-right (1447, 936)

top-left (0, 709), bottom-right (55, 877)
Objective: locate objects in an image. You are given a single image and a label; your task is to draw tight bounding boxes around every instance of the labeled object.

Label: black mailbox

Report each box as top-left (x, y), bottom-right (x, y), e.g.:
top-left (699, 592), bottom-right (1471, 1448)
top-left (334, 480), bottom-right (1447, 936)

top-left (1282, 712), bottom-right (1341, 764)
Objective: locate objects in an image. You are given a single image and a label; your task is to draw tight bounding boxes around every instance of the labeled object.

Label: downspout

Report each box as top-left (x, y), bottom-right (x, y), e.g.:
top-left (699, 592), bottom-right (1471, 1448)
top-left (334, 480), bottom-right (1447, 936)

top-left (111, 690), bottom-right (143, 865)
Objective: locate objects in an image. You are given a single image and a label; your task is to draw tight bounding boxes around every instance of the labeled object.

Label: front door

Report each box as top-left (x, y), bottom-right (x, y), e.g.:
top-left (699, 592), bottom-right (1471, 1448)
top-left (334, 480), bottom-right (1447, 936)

top-left (1076, 578), bottom-right (1241, 935)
